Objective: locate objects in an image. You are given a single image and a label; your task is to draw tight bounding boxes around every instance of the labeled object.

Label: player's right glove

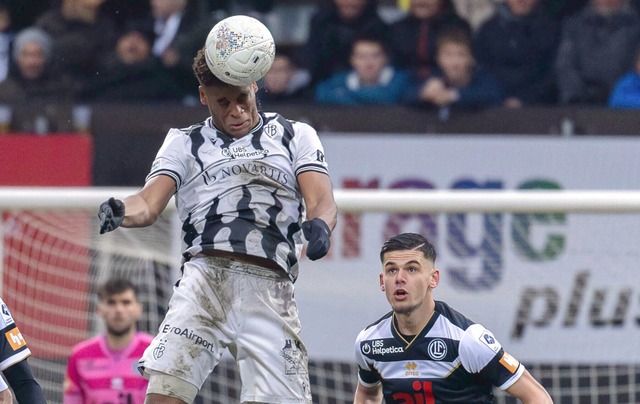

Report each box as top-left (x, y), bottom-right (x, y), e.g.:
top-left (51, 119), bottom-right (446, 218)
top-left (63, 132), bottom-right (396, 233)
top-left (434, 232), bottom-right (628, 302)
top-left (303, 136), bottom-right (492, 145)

top-left (98, 197), bottom-right (125, 234)
top-left (301, 218), bottom-right (331, 261)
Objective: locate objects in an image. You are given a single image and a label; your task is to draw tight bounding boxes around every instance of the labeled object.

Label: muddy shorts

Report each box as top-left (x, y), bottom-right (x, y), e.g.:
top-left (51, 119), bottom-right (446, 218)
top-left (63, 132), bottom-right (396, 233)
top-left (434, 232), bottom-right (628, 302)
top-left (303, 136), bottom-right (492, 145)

top-left (139, 256), bottom-right (312, 403)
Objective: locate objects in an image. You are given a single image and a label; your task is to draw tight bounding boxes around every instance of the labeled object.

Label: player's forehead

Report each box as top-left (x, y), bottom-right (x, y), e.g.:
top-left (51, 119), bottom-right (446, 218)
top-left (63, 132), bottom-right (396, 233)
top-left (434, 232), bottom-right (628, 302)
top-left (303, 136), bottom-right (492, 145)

top-left (207, 83), bottom-right (252, 100)
top-left (382, 250), bottom-right (431, 267)
top-left (103, 289), bottom-right (137, 302)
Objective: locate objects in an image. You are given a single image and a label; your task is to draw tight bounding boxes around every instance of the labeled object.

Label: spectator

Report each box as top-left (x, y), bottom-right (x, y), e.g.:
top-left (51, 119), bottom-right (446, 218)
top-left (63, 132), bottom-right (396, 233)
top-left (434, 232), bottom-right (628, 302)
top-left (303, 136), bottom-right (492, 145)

top-left (64, 278), bottom-right (153, 404)
top-left (303, 0), bottom-right (389, 85)
top-left (79, 19), bottom-right (184, 102)
top-left (0, 0), bottom-right (13, 83)
top-left (474, 0), bottom-right (559, 108)
top-left (34, 0), bottom-right (118, 90)
top-left (258, 47), bottom-right (311, 105)
top-left (149, 0), bottom-right (213, 99)
top-left (390, 0), bottom-right (471, 83)
top-left (0, 27), bottom-right (76, 104)
top-left (414, 29), bottom-right (503, 111)
top-left (608, 44), bottom-right (640, 108)
top-left (450, 0), bottom-right (495, 31)
top-left (315, 34), bottom-right (412, 105)
top-left (555, 0), bottom-right (640, 105)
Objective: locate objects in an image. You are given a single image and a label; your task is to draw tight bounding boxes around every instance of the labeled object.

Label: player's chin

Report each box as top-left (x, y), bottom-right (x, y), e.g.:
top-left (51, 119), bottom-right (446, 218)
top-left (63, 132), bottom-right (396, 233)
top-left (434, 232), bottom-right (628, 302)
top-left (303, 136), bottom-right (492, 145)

top-left (226, 121), bottom-right (251, 135)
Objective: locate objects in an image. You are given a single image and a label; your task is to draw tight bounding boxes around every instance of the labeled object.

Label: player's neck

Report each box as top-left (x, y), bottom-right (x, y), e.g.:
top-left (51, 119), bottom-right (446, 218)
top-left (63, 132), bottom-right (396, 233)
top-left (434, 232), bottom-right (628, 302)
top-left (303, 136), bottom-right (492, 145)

top-left (106, 329), bottom-right (136, 350)
top-left (394, 299), bottom-right (435, 336)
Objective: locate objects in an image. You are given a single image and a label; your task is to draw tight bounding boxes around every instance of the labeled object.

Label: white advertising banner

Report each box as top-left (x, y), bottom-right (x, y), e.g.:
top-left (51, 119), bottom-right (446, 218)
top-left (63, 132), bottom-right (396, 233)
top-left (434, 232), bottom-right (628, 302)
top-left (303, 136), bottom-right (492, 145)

top-left (295, 134), bottom-right (640, 364)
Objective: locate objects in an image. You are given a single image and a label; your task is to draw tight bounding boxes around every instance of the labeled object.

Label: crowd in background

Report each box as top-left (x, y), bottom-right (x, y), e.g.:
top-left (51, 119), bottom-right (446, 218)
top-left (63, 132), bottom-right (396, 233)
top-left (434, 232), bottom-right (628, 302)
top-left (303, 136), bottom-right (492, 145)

top-left (1, 0), bottom-right (640, 113)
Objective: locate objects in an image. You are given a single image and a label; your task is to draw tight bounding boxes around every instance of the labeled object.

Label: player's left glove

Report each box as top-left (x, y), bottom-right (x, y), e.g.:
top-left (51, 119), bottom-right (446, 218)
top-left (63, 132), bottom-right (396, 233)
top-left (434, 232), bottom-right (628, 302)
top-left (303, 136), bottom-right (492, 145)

top-left (98, 197), bottom-right (125, 234)
top-left (301, 218), bottom-right (331, 261)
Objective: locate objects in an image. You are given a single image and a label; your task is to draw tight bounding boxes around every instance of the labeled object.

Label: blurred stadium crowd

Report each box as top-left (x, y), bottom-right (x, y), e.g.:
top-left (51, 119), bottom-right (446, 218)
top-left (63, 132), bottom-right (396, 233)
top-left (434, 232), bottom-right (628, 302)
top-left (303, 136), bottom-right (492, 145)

top-left (1, 0), bottom-right (640, 112)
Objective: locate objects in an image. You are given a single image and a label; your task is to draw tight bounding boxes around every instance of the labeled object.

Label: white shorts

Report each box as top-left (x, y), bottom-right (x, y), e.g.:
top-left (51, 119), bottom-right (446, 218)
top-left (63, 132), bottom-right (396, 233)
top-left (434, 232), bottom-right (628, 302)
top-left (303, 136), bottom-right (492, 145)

top-left (139, 256), bottom-right (311, 403)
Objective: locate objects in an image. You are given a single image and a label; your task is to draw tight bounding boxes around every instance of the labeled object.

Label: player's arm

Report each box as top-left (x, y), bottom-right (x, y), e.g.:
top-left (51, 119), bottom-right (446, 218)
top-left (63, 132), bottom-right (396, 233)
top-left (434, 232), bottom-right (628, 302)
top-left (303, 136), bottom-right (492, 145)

top-left (298, 171), bottom-right (338, 260)
top-left (3, 359), bottom-right (47, 403)
top-left (99, 175), bottom-right (176, 233)
top-left (298, 171), bottom-right (337, 231)
top-left (353, 382), bottom-right (382, 404)
top-left (120, 175), bottom-right (176, 227)
top-left (0, 377), bottom-right (12, 403)
top-left (505, 369), bottom-right (553, 404)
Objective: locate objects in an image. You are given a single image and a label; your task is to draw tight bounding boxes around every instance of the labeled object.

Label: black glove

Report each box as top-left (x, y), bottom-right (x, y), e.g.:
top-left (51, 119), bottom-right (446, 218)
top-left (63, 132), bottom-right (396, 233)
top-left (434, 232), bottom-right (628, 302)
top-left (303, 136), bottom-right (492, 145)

top-left (301, 218), bottom-right (331, 261)
top-left (98, 197), bottom-right (125, 234)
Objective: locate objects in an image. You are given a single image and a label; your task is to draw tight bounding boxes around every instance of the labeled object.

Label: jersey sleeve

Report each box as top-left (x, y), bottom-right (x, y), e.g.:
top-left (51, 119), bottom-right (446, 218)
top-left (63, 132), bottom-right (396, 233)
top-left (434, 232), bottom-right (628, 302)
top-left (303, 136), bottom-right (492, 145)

top-left (0, 299), bottom-right (31, 371)
top-left (145, 129), bottom-right (189, 189)
top-left (354, 330), bottom-right (381, 387)
top-left (459, 323), bottom-right (525, 390)
top-left (290, 121), bottom-right (329, 177)
top-left (63, 348), bottom-right (83, 404)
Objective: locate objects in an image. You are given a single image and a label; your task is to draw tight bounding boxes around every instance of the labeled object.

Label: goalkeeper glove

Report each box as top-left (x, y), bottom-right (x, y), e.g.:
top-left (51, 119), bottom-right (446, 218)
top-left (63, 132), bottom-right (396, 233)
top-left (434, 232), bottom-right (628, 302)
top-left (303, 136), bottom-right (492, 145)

top-left (98, 197), bottom-right (125, 234)
top-left (301, 218), bottom-right (331, 261)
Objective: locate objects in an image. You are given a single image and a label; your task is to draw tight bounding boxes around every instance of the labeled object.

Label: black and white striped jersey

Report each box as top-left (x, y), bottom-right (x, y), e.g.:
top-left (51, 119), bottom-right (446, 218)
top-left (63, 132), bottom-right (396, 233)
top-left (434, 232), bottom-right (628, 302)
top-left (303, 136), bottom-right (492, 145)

top-left (355, 301), bottom-right (525, 403)
top-left (146, 112), bottom-right (329, 281)
top-left (0, 298), bottom-right (31, 370)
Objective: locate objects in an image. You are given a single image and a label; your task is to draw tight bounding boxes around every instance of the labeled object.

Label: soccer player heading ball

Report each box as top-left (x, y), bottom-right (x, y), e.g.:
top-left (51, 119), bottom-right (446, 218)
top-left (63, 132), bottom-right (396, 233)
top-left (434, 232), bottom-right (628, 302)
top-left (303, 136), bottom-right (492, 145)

top-left (354, 233), bottom-right (553, 403)
top-left (98, 15), bottom-right (337, 404)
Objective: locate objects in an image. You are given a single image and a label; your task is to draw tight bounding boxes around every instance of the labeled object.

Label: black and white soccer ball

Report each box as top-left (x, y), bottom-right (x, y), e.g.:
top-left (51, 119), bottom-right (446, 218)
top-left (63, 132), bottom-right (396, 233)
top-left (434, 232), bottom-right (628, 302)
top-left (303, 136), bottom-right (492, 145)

top-left (204, 15), bottom-right (276, 86)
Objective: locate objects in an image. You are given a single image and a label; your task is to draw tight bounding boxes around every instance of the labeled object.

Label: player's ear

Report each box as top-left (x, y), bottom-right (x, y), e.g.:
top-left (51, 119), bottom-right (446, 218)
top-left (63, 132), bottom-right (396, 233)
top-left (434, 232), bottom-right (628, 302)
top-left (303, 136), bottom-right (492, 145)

top-left (429, 268), bottom-right (440, 289)
top-left (199, 86), bottom-right (208, 106)
top-left (379, 273), bottom-right (385, 291)
top-left (251, 81), bottom-right (258, 93)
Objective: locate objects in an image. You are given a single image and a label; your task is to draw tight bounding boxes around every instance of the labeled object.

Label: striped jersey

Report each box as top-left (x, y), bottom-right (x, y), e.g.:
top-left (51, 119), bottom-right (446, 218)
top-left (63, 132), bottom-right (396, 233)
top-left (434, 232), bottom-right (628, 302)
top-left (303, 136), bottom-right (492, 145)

top-left (355, 301), bottom-right (525, 403)
top-left (146, 112), bottom-right (329, 281)
top-left (0, 298), bottom-right (31, 371)
top-left (63, 332), bottom-right (153, 404)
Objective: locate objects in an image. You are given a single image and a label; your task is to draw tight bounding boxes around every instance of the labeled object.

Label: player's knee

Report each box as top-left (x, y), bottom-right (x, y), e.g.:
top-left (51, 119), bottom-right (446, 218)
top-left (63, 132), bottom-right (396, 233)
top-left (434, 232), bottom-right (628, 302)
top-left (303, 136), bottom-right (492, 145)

top-left (146, 370), bottom-right (198, 404)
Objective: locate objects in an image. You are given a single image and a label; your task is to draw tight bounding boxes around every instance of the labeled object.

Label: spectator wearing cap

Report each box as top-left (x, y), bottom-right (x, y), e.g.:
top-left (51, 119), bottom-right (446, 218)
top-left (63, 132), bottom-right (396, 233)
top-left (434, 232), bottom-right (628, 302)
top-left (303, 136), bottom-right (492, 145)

top-left (79, 19), bottom-right (183, 102)
top-left (0, 27), bottom-right (76, 104)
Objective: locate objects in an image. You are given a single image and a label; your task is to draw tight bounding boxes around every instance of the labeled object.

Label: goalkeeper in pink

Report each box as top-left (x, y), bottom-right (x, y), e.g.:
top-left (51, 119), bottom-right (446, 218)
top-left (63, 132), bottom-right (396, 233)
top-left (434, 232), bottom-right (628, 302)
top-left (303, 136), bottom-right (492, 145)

top-left (97, 47), bottom-right (337, 403)
top-left (64, 278), bottom-right (153, 404)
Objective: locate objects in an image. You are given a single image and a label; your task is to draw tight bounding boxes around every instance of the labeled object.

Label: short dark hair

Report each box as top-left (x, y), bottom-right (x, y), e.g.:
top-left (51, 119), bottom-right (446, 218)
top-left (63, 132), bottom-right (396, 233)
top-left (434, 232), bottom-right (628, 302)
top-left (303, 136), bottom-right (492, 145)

top-left (97, 278), bottom-right (138, 301)
top-left (380, 233), bottom-right (437, 263)
top-left (193, 47), bottom-right (231, 88)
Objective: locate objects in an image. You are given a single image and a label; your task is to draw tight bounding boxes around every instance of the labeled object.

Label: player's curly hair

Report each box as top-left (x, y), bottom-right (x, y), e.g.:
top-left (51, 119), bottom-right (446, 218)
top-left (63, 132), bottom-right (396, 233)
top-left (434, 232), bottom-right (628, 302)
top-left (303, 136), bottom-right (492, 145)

top-left (192, 48), bottom-right (227, 87)
top-left (379, 233), bottom-right (437, 263)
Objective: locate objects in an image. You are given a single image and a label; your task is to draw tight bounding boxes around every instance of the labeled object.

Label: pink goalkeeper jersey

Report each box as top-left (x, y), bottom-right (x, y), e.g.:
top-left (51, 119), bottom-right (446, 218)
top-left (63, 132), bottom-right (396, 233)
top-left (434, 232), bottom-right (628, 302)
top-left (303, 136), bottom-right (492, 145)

top-left (64, 332), bottom-right (153, 404)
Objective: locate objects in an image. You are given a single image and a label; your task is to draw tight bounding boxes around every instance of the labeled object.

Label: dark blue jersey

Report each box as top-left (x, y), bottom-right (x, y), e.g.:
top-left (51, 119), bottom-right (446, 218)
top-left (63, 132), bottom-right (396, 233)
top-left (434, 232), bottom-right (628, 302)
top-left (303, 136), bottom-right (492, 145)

top-left (0, 299), bottom-right (31, 370)
top-left (354, 301), bottom-right (524, 403)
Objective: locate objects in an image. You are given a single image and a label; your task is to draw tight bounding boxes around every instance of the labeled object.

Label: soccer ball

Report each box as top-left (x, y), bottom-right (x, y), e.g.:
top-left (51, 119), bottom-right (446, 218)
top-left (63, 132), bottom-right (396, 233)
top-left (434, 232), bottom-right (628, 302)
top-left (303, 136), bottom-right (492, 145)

top-left (204, 15), bottom-right (276, 86)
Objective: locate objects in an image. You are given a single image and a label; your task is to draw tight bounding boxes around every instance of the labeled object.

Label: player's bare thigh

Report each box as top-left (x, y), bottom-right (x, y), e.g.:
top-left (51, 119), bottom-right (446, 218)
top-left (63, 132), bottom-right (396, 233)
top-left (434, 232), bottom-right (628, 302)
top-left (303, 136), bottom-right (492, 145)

top-left (145, 393), bottom-right (185, 404)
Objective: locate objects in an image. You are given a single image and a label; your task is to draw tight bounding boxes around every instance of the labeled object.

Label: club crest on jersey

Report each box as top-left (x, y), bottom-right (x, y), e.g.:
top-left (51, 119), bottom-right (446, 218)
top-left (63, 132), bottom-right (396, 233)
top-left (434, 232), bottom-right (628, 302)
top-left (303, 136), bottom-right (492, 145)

top-left (427, 338), bottom-right (447, 360)
top-left (264, 124), bottom-right (278, 137)
top-left (0, 302), bottom-right (14, 326)
top-left (479, 330), bottom-right (500, 353)
top-left (153, 339), bottom-right (167, 360)
top-left (316, 150), bottom-right (325, 162)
